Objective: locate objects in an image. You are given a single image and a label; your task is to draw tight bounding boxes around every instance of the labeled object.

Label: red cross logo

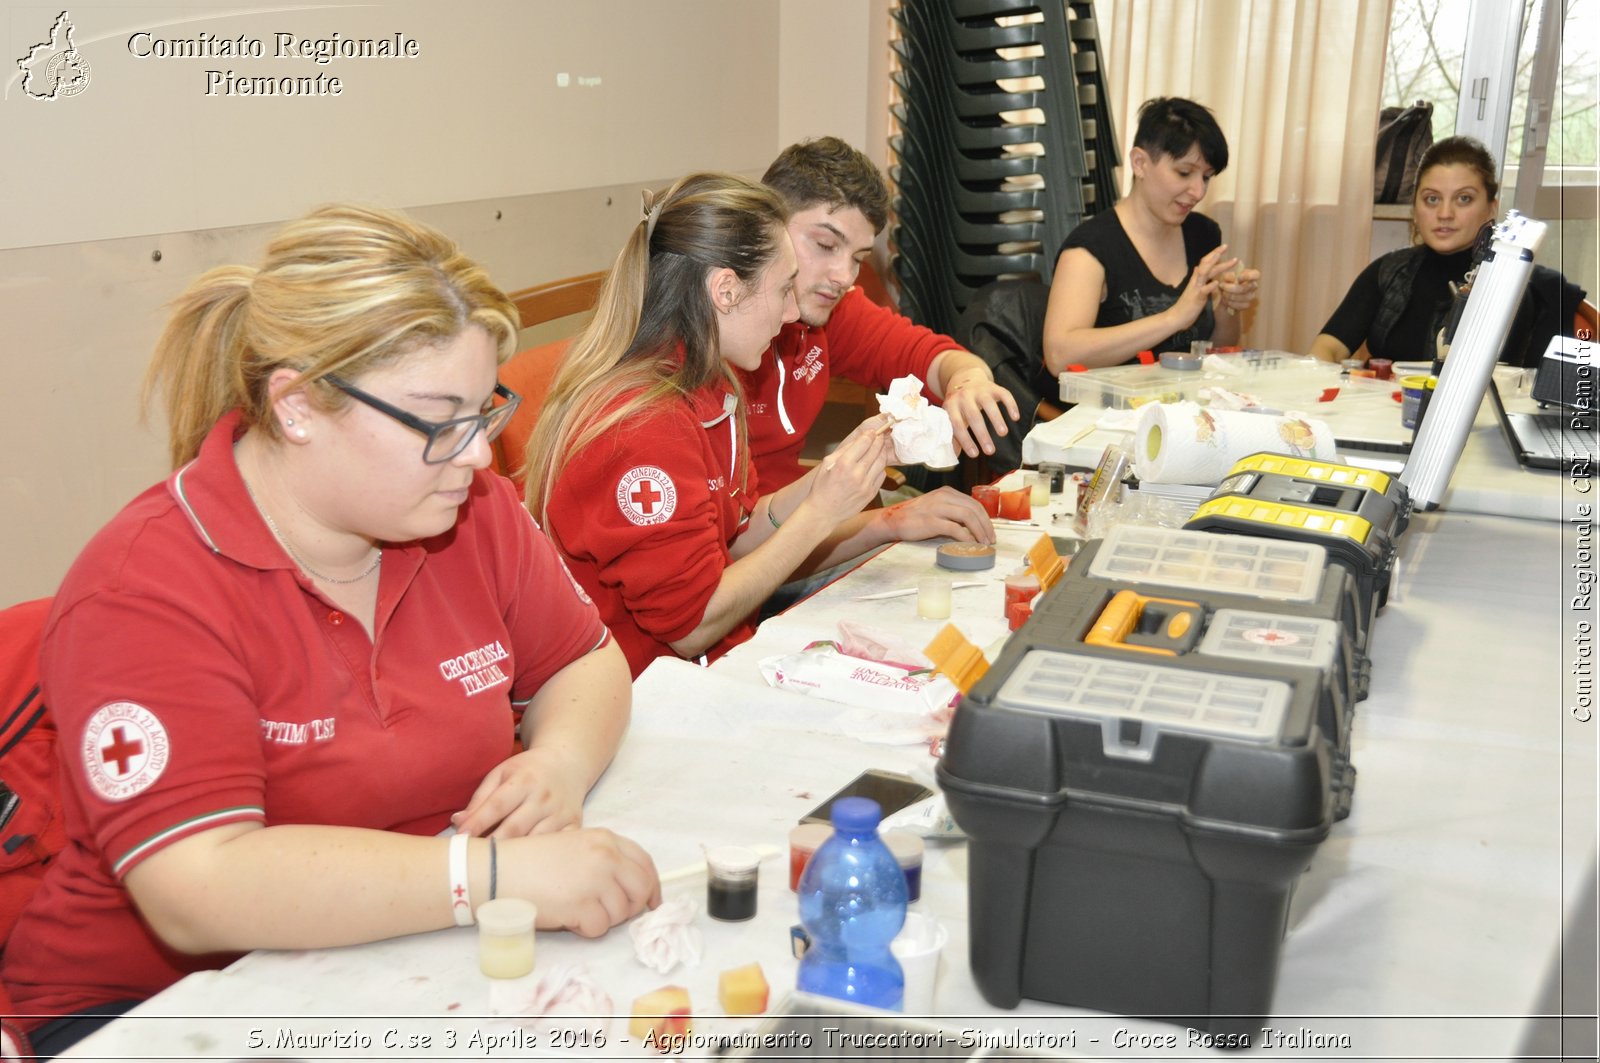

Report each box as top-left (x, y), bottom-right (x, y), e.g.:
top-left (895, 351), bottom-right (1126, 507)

top-left (631, 479), bottom-right (663, 514)
top-left (1243, 627), bottom-right (1301, 647)
top-left (82, 702), bottom-right (169, 801)
top-left (616, 466), bottom-right (677, 526)
top-left (101, 725), bottom-right (144, 775)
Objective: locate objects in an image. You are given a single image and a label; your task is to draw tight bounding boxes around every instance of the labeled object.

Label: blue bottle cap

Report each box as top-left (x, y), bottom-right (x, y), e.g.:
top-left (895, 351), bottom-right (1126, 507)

top-left (830, 796), bottom-right (883, 832)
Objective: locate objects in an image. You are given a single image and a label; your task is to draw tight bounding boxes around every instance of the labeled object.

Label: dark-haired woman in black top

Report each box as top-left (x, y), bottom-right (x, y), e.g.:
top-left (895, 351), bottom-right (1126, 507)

top-left (1042, 97), bottom-right (1262, 371)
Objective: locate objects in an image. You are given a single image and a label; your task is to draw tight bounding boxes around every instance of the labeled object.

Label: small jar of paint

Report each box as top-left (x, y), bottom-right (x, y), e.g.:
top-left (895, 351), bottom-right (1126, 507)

top-left (997, 487), bottom-right (1032, 520)
top-left (476, 898), bottom-right (537, 979)
top-left (788, 823), bottom-right (833, 891)
top-left (971, 484), bottom-right (1001, 517)
top-left (705, 845), bottom-right (760, 921)
top-left (884, 830), bottom-right (925, 902)
top-left (1004, 568), bottom-right (1040, 614)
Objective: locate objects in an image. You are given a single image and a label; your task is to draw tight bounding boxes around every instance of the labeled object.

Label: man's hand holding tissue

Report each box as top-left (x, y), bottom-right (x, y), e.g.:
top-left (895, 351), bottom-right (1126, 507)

top-left (930, 355), bottom-right (1021, 459)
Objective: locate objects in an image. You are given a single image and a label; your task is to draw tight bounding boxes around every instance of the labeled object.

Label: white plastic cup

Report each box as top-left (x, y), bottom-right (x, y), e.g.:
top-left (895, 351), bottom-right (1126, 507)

top-left (1028, 471), bottom-right (1051, 506)
top-left (890, 911), bottom-right (947, 1014)
top-left (476, 898), bottom-right (537, 979)
top-left (916, 575), bottom-right (953, 619)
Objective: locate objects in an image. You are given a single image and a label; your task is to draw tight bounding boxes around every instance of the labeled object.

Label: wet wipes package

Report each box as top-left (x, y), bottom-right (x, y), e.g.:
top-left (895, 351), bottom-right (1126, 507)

top-left (759, 643), bottom-right (958, 716)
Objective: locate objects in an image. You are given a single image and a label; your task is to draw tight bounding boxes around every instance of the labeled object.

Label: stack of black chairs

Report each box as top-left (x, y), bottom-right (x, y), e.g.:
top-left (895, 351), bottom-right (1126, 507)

top-left (889, 0), bottom-right (1118, 337)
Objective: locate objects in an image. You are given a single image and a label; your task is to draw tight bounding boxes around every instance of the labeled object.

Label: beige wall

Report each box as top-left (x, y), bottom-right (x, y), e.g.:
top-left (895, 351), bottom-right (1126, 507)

top-left (1, 0), bottom-right (884, 604)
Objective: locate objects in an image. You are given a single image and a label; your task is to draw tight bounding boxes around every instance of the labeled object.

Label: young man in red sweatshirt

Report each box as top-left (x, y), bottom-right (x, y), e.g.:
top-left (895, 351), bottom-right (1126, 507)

top-left (743, 137), bottom-right (1021, 504)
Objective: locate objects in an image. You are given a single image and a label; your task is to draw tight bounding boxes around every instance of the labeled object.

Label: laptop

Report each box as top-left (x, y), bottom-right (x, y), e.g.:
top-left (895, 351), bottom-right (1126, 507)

top-left (1488, 369), bottom-right (1596, 474)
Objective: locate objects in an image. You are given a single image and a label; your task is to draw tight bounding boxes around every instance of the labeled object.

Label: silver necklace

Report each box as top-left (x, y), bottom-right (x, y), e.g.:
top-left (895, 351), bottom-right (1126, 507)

top-left (243, 479), bottom-right (382, 585)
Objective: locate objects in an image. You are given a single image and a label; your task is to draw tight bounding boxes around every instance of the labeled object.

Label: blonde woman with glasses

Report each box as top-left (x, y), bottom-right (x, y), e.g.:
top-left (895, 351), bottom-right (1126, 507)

top-left (4, 204), bottom-right (658, 1060)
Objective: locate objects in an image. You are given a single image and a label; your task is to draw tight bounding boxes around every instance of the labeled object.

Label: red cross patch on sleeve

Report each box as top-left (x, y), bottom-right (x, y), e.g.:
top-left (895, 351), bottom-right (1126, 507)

top-left (81, 702), bottom-right (170, 801)
top-left (616, 466), bottom-right (678, 526)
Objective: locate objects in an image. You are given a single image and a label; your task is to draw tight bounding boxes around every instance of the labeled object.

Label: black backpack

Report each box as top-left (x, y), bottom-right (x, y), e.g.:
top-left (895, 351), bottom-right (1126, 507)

top-left (1374, 101), bottom-right (1434, 204)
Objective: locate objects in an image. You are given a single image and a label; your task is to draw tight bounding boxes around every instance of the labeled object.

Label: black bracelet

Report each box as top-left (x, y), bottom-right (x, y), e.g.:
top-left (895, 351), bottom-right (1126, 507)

top-left (488, 836), bottom-right (498, 901)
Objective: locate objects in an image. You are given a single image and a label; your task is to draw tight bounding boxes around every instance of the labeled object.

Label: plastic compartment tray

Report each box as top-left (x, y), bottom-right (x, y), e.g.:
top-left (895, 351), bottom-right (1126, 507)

top-left (1084, 524), bottom-right (1328, 602)
top-left (1057, 349), bottom-right (1308, 410)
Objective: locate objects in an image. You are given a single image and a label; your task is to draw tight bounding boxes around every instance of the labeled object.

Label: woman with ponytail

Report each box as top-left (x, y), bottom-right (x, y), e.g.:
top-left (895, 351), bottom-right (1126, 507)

top-left (3, 205), bottom-right (658, 1059)
top-left (525, 172), bottom-right (897, 676)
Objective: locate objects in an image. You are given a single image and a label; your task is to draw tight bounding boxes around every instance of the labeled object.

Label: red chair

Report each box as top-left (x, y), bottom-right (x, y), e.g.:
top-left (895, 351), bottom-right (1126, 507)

top-left (0, 596), bottom-right (62, 1060)
top-left (492, 272), bottom-right (607, 489)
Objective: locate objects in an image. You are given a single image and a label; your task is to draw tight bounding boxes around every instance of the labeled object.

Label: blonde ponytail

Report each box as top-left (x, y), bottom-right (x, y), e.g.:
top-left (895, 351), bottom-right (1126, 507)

top-left (140, 204), bottom-right (519, 469)
top-left (525, 173), bottom-right (787, 525)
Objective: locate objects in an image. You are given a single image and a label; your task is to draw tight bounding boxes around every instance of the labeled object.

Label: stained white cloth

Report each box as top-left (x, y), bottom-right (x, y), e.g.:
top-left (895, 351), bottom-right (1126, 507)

top-left (627, 896), bottom-right (702, 974)
top-left (487, 961), bottom-right (614, 1019)
top-left (878, 376), bottom-right (958, 468)
top-left (1134, 400), bottom-right (1336, 484)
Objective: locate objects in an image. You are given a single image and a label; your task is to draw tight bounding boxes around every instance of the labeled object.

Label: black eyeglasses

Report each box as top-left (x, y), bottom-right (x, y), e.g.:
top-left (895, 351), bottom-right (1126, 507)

top-left (324, 375), bottom-right (522, 464)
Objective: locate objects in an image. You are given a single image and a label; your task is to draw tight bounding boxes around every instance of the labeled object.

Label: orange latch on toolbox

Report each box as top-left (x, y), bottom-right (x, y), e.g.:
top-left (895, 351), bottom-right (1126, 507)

top-left (1026, 534), bottom-right (1067, 591)
top-left (924, 624), bottom-right (990, 694)
top-left (1083, 589), bottom-right (1204, 656)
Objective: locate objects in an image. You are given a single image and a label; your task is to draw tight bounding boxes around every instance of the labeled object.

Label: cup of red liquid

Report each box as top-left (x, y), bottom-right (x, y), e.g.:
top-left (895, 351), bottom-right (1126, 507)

top-left (971, 484), bottom-right (1001, 517)
top-left (1369, 358), bottom-right (1394, 380)
top-left (997, 487), bottom-right (1031, 520)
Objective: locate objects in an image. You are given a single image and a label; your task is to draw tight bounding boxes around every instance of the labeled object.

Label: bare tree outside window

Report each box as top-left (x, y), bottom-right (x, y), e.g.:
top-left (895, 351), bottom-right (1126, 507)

top-left (1382, 0), bottom-right (1596, 174)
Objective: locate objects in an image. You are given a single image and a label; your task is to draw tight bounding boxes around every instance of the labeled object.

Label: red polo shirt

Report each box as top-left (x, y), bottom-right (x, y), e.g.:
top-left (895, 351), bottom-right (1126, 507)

top-left (3, 410), bottom-right (608, 1025)
top-left (736, 286), bottom-right (958, 491)
top-left (545, 379), bottom-right (758, 677)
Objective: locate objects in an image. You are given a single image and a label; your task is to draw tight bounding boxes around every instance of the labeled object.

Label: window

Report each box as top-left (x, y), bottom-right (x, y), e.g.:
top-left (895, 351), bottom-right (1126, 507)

top-left (1381, 0), bottom-right (1597, 297)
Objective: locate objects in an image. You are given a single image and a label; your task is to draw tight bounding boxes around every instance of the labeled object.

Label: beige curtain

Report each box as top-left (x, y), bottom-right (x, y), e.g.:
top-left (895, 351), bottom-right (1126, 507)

top-left (1093, 0), bottom-right (1395, 352)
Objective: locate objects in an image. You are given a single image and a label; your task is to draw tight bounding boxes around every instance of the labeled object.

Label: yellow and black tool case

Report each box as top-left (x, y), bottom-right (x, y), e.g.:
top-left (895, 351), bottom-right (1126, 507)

top-left (1024, 572), bottom-right (1357, 819)
top-left (1054, 524), bottom-right (1370, 697)
top-left (938, 637), bottom-right (1337, 1040)
top-left (1184, 453), bottom-right (1411, 646)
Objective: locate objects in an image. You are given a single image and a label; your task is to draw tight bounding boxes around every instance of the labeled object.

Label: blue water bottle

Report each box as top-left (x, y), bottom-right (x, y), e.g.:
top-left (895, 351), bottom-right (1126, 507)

top-left (796, 796), bottom-right (908, 1010)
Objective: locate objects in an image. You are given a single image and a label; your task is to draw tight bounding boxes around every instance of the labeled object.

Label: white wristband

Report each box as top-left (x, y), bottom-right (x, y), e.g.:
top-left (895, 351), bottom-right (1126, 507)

top-left (448, 832), bottom-right (474, 926)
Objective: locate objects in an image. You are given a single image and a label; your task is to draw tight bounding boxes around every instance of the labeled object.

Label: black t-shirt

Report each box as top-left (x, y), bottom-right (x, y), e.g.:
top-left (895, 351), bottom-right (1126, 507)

top-left (1058, 208), bottom-right (1223, 358)
top-left (1320, 246), bottom-right (1473, 362)
top-left (1320, 246), bottom-right (1586, 366)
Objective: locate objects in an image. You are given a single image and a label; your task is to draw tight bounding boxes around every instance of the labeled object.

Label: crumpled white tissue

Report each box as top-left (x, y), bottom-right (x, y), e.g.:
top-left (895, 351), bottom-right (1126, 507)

top-left (835, 621), bottom-right (933, 670)
top-left (1201, 353), bottom-right (1244, 375)
top-left (882, 792), bottom-right (967, 839)
top-left (878, 376), bottom-right (958, 469)
top-left (488, 961), bottom-right (613, 1019)
top-left (628, 896), bottom-right (702, 974)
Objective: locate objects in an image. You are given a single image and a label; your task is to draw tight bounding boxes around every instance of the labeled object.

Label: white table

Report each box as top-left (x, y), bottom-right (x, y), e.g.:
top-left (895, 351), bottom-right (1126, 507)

top-left (1024, 365), bottom-right (1574, 522)
top-left (61, 506), bottom-right (1596, 1061)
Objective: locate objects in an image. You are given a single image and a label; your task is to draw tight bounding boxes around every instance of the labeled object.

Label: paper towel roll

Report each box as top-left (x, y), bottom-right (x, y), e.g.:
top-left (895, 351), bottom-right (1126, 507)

top-left (1134, 401), bottom-right (1336, 484)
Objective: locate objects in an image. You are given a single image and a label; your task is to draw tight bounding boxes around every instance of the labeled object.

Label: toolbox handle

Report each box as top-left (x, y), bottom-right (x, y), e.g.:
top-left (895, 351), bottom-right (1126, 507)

top-left (1084, 590), bottom-right (1203, 656)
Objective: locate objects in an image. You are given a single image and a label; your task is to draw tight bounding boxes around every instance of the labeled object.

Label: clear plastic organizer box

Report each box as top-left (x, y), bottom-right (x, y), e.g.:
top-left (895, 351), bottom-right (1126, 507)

top-left (1057, 351), bottom-right (1330, 410)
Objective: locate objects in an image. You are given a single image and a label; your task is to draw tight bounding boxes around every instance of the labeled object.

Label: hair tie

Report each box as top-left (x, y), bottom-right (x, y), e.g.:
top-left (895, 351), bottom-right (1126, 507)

top-left (641, 189), bottom-right (662, 243)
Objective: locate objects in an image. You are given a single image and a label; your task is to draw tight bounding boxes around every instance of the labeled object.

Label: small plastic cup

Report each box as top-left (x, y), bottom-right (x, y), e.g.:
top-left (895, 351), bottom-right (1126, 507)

top-left (788, 823), bottom-right (833, 891)
top-left (705, 845), bottom-right (759, 922)
top-left (1028, 471), bottom-right (1051, 506)
top-left (1368, 358), bottom-right (1394, 380)
top-left (476, 898), bottom-right (537, 979)
top-left (891, 912), bottom-right (948, 1015)
top-left (997, 487), bottom-right (1032, 520)
top-left (970, 484), bottom-right (1001, 517)
top-left (1004, 568), bottom-right (1040, 613)
top-left (917, 575), bottom-right (953, 619)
